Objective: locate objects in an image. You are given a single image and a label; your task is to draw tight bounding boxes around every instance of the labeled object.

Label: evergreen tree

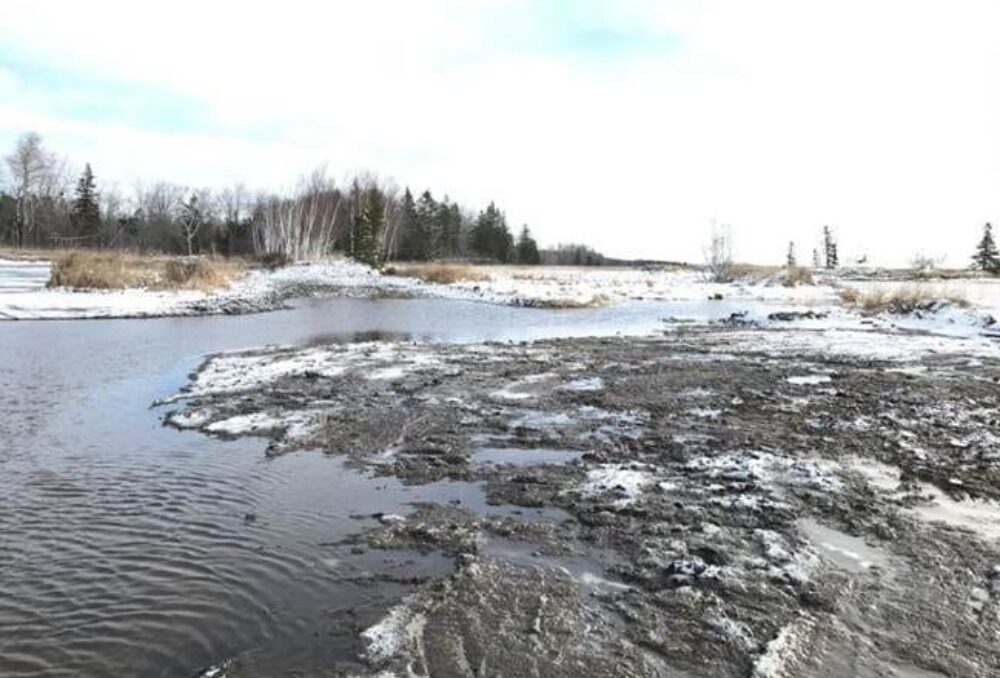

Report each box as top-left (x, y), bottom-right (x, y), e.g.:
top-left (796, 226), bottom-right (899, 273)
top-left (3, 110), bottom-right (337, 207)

top-left (416, 190), bottom-right (439, 259)
top-left (823, 226), bottom-right (838, 269)
top-left (396, 188), bottom-right (421, 260)
top-left (353, 187), bottom-right (385, 267)
top-left (812, 248), bottom-right (821, 268)
top-left (471, 202), bottom-right (513, 262)
top-left (972, 222), bottom-right (1000, 273)
top-left (71, 163), bottom-right (101, 239)
top-left (437, 197), bottom-right (462, 259)
top-left (516, 225), bottom-right (540, 264)
top-left (786, 241), bottom-right (796, 267)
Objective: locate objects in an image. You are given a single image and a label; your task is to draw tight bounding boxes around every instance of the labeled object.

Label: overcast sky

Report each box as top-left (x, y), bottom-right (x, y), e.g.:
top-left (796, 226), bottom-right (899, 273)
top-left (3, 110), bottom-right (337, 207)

top-left (1, 0), bottom-right (998, 265)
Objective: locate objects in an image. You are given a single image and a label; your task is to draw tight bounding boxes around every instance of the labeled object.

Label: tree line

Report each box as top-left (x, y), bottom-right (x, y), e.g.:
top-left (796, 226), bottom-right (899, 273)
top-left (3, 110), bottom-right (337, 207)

top-left (0, 132), bottom-right (551, 266)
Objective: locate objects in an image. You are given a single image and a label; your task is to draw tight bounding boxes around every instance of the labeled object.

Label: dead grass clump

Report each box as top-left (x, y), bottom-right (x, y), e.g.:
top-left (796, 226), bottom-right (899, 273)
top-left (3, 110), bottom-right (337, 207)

top-left (385, 263), bottom-right (490, 284)
top-left (48, 250), bottom-right (239, 291)
top-left (48, 252), bottom-right (145, 289)
top-left (729, 263), bottom-right (781, 281)
top-left (839, 285), bottom-right (969, 314)
top-left (781, 266), bottom-right (814, 287)
top-left (161, 258), bottom-right (238, 291)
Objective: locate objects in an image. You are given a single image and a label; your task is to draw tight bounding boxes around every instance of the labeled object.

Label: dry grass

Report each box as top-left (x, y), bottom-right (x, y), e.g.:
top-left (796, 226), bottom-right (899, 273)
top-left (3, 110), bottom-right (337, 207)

top-left (781, 266), bottom-right (814, 287)
top-left (48, 251), bottom-right (241, 291)
top-left (384, 263), bottom-right (491, 285)
top-left (839, 284), bottom-right (969, 314)
top-left (729, 263), bottom-right (781, 281)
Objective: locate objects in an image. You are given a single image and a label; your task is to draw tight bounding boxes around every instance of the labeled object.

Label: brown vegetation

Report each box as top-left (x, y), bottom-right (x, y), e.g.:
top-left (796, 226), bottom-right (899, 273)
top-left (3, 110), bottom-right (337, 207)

top-left (781, 266), bottom-right (814, 286)
top-left (48, 250), bottom-right (241, 291)
top-left (384, 263), bottom-right (490, 285)
top-left (839, 284), bottom-right (969, 314)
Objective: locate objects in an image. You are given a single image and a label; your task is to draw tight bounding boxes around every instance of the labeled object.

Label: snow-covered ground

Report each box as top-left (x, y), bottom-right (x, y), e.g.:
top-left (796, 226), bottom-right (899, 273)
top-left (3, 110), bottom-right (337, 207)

top-left (1, 258), bottom-right (997, 344)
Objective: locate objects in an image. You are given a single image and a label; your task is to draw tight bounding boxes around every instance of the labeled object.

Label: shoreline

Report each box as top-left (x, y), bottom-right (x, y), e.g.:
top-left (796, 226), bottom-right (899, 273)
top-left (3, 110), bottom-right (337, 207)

top-left (163, 325), bottom-right (1000, 676)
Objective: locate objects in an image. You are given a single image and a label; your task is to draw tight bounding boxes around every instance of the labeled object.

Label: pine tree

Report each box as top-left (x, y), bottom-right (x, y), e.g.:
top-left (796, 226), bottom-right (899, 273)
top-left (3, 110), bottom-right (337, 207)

top-left (516, 225), bottom-right (540, 264)
top-left (786, 241), bottom-right (796, 267)
top-left (972, 222), bottom-right (1000, 273)
top-left (353, 187), bottom-right (385, 267)
top-left (396, 189), bottom-right (420, 260)
top-left (416, 191), bottom-right (439, 259)
top-left (823, 226), bottom-right (838, 269)
top-left (812, 248), bottom-right (821, 268)
top-left (71, 163), bottom-right (101, 239)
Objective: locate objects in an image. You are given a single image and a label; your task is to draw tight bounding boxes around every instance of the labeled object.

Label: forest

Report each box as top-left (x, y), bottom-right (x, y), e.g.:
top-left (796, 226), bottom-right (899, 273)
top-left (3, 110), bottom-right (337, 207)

top-left (0, 131), bottom-right (595, 267)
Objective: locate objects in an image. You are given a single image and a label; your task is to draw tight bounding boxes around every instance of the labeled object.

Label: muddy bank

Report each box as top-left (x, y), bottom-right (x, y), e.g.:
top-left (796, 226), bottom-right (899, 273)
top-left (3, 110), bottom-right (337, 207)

top-left (164, 327), bottom-right (1000, 677)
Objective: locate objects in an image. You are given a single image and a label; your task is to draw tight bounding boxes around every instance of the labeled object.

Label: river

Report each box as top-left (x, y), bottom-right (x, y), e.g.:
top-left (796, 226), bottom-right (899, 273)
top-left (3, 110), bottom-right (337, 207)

top-left (0, 293), bottom-right (773, 677)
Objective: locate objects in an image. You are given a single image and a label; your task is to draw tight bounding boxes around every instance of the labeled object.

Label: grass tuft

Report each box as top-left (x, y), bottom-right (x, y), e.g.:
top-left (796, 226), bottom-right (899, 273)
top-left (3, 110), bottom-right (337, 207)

top-left (781, 266), bottom-right (814, 287)
top-left (839, 285), bottom-right (969, 314)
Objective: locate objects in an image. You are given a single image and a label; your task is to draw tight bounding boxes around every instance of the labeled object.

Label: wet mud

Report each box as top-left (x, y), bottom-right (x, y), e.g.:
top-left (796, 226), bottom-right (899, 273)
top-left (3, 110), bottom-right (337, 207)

top-left (165, 327), bottom-right (1000, 677)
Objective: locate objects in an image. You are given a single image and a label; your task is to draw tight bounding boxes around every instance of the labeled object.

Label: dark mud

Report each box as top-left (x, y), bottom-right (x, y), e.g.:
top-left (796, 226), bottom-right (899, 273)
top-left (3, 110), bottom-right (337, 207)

top-left (165, 327), bottom-right (1000, 677)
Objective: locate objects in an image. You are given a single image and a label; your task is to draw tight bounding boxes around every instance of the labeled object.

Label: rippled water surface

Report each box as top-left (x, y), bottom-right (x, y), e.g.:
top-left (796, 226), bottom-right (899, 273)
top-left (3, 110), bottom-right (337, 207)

top-left (0, 295), bottom-right (770, 677)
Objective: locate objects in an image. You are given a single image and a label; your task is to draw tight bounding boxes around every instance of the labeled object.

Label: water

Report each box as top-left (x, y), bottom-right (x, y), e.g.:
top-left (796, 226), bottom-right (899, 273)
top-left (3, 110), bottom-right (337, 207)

top-left (0, 259), bottom-right (49, 293)
top-left (797, 518), bottom-right (891, 573)
top-left (0, 290), bottom-right (802, 676)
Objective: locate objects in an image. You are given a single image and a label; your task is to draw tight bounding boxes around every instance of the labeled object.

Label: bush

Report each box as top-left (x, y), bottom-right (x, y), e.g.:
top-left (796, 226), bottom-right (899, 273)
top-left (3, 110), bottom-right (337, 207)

top-left (257, 251), bottom-right (292, 270)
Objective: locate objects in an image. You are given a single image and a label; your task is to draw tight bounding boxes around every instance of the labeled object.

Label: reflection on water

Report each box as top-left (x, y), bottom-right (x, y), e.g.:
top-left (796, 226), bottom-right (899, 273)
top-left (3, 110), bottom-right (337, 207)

top-left (0, 295), bottom-right (781, 677)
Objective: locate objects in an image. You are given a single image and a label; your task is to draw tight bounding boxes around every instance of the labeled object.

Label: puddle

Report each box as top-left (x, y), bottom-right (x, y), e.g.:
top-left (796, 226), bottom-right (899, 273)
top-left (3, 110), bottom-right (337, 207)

top-left (471, 447), bottom-right (584, 468)
top-left (797, 518), bottom-right (891, 573)
top-left (480, 536), bottom-right (630, 592)
top-left (412, 478), bottom-right (574, 525)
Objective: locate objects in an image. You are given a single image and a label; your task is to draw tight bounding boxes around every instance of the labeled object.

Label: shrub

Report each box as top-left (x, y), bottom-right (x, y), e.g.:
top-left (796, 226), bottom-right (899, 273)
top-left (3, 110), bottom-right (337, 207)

top-left (257, 251), bottom-right (292, 270)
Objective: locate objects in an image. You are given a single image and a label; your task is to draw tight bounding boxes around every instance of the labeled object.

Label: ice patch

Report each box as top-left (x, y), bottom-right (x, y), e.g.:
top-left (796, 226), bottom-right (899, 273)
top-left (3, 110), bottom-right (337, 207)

top-left (797, 519), bottom-right (890, 573)
top-left (908, 483), bottom-right (1000, 541)
top-left (362, 597), bottom-right (428, 666)
top-left (581, 465), bottom-right (652, 506)
top-left (753, 616), bottom-right (817, 678)
top-left (786, 374), bottom-right (832, 385)
top-left (205, 412), bottom-right (284, 435)
top-left (558, 377), bottom-right (604, 392)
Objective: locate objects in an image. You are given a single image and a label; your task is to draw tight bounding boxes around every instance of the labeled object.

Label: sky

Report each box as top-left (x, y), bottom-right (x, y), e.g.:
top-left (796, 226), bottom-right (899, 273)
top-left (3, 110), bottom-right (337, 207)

top-left (1, 0), bottom-right (998, 266)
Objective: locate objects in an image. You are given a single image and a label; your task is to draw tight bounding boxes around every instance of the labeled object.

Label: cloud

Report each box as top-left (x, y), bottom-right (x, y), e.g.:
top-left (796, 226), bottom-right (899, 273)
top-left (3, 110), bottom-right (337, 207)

top-left (0, 0), bottom-right (998, 265)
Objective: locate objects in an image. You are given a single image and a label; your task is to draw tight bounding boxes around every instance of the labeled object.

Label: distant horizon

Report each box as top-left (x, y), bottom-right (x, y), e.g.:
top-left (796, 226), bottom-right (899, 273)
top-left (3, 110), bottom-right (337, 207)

top-left (2, 1), bottom-right (998, 267)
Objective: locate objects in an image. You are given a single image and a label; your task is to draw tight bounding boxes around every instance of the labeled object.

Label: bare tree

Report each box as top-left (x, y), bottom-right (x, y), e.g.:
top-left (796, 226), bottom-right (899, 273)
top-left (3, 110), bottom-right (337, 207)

top-left (178, 193), bottom-right (204, 256)
top-left (251, 167), bottom-right (344, 260)
top-left (4, 132), bottom-right (61, 246)
top-left (134, 181), bottom-right (185, 251)
top-left (703, 221), bottom-right (733, 282)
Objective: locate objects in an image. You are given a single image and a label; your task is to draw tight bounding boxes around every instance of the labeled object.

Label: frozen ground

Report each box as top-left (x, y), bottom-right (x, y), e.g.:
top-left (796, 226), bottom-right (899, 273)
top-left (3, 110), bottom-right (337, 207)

top-left (164, 322), bottom-right (1000, 677)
